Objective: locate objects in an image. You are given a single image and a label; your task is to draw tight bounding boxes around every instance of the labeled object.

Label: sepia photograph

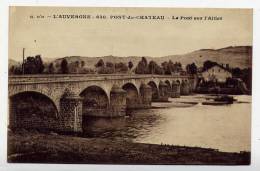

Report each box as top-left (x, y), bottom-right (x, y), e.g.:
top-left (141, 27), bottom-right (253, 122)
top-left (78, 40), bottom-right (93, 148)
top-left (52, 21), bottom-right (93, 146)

top-left (7, 6), bottom-right (252, 165)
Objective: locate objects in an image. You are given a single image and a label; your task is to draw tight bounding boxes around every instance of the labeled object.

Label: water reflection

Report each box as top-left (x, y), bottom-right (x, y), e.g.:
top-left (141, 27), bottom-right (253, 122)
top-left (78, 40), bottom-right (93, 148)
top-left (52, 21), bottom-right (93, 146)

top-left (82, 95), bottom-right (251, 152)
top-left (82, 109), bottom-right (164, 141)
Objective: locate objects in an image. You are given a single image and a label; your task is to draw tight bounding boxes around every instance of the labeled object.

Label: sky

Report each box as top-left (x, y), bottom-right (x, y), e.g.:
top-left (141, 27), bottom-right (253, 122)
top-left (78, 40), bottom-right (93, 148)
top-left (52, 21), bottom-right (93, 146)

top-left (9, 7), bottom-right (253, 61)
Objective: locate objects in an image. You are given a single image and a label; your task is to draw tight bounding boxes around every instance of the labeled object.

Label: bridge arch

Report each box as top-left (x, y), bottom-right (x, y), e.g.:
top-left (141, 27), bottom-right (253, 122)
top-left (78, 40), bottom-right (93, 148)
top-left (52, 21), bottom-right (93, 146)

top-left (80, 85), bottom-right (109, 117)
top-left (9, 91), bottom-right (59, 129)
top-left (122, 82), bottom-right (139, 109)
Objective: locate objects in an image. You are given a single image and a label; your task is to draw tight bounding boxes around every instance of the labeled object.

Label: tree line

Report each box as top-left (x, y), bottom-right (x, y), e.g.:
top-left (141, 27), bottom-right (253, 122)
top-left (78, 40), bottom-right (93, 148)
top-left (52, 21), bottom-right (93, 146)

top-left (14, 55), bottom-right (246, 77)
top-left (10, 56), bottom-right (195, 75)
top-left (135, 57), bottom-right (184, 75)
top-left (9, 55), bottom-right (45, 74)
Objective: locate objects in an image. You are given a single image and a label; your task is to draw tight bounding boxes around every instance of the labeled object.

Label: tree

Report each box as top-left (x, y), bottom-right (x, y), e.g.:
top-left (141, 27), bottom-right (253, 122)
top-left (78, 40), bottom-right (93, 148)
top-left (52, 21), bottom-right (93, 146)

top-left (9, 65), bottom-right (22, 75)
top-left (97, 66), bottom-right (114, 74)
top-left (105, 62), bottom-right (115, 73)
top-left (186, 62), bottom-right (198, 74)
top-left (24, 56), bottom-right (37, 74)
top-left (232, 67), bottom-right (242, 78)
top-left (115, 62), bottom-right (128, 73)
top-left (23, 55), bottom-right (45, 74)
top-left (168, 60), bottom-right (175, 73)
top-left (148, 60), bottom-right (164, 74)
top-left (106, 61), bottom-right (114, 68)
top-left (141, 57), bottom-right (148, 66)
top-left (61, 59), bottom-right (69, 74)
top-left (148, 61), bottom-right (156, 74)
top-left (161, 61), bottom-right (170, 74)
top-left (135, 57), bottom-right (149, 74)
top-left (175, 62), bottom-right (183, 72)
top-left (35, 55), bottom-right (44, 73)
top-left (95, 59), bottom-right (105, 68)
top-left (75, 61), bottom-right (80, 68)
top-left (81, 61), bottom-right (85, 68)
top-left (48, 63), bottom-right (54, 74)
top-left (128, 61), bottom-right (133, 70)
top-left (14, 65), bottom-right (22, 75)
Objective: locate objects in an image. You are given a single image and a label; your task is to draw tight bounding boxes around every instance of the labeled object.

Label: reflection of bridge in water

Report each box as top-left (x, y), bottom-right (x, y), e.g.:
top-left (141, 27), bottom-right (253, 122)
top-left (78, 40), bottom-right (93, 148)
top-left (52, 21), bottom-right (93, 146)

top-left (9, 74), bottom-right (197, 133)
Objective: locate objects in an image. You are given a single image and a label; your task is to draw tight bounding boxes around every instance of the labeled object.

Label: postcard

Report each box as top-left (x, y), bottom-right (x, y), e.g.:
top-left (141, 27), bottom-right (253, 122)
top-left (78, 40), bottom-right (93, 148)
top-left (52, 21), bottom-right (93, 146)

top-left (8, 6), bottom-right (252, 165)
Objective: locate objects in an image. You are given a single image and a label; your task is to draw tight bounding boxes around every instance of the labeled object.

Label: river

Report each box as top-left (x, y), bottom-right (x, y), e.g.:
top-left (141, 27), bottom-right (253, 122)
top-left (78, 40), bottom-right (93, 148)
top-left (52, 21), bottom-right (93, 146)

top-left (83, 94), bottom-right (251, 153)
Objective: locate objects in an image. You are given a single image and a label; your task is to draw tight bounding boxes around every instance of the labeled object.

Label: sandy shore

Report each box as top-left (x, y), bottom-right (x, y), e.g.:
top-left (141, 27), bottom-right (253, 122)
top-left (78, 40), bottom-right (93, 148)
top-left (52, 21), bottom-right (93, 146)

top-left (7, 131), bottom-right (250, 165)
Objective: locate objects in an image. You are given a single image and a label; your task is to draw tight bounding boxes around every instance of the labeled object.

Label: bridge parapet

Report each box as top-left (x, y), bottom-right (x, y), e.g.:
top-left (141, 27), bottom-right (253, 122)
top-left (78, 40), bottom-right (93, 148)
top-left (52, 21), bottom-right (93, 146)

top-left (9, 74), bottom-right (192, 84)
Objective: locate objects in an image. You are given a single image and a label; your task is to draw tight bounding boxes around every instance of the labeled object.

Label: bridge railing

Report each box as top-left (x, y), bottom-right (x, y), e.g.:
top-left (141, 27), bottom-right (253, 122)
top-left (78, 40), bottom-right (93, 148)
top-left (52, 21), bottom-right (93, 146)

top-left (9, 74), bottom-right (193, 84)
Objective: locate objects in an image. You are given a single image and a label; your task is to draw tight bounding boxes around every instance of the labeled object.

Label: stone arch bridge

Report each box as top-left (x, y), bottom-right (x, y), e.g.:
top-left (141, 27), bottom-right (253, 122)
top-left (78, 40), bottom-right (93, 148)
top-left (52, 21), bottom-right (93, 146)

top-left (9, 74), bottom-right (197, 133)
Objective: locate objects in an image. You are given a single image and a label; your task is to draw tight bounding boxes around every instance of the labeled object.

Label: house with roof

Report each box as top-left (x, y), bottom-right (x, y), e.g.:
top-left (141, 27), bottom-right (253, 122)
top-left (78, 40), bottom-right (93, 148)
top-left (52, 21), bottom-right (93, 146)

top-left (201, 64), bottom-right (232, 83)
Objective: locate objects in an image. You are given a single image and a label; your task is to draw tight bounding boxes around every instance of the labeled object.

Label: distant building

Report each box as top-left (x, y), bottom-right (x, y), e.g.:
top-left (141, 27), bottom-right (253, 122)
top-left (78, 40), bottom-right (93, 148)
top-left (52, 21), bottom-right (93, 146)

top-left (201, 64), bottom-right (232, 83)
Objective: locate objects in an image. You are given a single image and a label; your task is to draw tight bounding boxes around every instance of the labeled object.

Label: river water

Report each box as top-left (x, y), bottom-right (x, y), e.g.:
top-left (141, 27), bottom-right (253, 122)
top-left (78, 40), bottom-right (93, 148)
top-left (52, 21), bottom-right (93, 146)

top-left (83, 94), bottom-right (251, 153)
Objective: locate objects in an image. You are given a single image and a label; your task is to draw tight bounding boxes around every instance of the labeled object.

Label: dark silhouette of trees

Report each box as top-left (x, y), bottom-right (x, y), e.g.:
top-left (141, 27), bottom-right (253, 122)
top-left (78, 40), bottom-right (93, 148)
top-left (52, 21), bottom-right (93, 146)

top-left (48, 63), bottom-right (54, 74)
top-left (9, 65), bottom-right (22, 75)
top-left (23, 55), bottom-right (45, 74)
top-left (161, 60), bottom-right (183, 74)
top-left (148, 61), bottom-right (156, 74)
top-left (135, 57), bottom-right (183, 75)
top-left (231, 67), bottom-right (251, 90)
top-left (232, 67), bottom-right (242, 78)
top-left (168, 60), bottom-right (175, 72)
top-left (161, 61), bottom-right (169, 74)
top-left (95, 59), bottom-right (105, 68)
top-left (81, 61), bottom-right (85, 68)
top-left (103, 61), bottom-right (115, 73)
top-left (241, 68), bottom-right (252, 90)
top-left (148, 60), bottom-right (164, 74)
top-left (96, 61), bottom-right (128, 74)
top-left (115, 62), bottom-right (128, 73)
top-left (174, 62), bottom-right (183, 72)
top-left (24, 56), bottom-right (36, 74)
top-left (141, 57), bottom-right (148, 66)
top-left (61, 59), bottom-right (69, 74)
top-left (106, 62), bottom-right (114, 68)
top-left (98, 66), bottom-right (114, 74)
top-left (75, 61), bottom-right (80, 68)
top-left (35, 55), bottom-right (44, 73)
top-left (186, 62), bottom-right (198, 74)
top-left (135, 57), bottom-right (149, 74)
top-left (128, 61), bottom-right (133, 70)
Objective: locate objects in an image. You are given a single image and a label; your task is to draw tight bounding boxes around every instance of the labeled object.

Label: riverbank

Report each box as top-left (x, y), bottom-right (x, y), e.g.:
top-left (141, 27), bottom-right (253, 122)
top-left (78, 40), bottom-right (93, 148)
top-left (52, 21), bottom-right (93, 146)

top-left (8, 130), bottom-right (250, 165)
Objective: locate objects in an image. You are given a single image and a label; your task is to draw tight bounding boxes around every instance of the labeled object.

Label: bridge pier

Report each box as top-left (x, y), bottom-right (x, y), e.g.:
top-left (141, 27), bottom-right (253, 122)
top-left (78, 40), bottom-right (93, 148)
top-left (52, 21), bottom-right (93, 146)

top-left (109, 85), bottom-right (127, 117)
top-left (191, 78), bottom-right (197, 93)
top-left (60, 89), bottom-right (83, 133)
top-left (158, 81), bottom-right (169, 102)
top-left (180, 80), bottom-right (190, 95)
top-left (189, 80), bottom-right (193, 94)
top-left (171, 81), bottom-right (180, 98)
top-left (139, 83), bottom-right (152, 108)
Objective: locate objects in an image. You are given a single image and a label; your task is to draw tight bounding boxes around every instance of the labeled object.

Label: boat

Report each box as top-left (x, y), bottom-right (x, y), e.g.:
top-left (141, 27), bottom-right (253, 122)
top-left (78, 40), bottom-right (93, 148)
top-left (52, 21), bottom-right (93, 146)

top-left (214, 95), bottom-right (236, 104)
top-left (202, 101), bottom-right (232, 105)
top-left (202, 95), bottom-right (236, 105)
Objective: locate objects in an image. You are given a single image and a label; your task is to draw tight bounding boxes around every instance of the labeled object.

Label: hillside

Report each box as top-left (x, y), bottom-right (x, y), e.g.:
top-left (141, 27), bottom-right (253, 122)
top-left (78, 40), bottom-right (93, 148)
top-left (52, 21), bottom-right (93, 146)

top-left (8, 59), bottom-right (20, 69)
top-left (9, 46), bottom-right (252, 70)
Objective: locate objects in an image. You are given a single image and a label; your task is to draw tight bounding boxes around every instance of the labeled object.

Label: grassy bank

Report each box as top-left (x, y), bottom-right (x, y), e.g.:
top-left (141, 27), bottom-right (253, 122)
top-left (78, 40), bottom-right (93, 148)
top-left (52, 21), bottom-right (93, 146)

top-left (8, 131), bottom-right (250, 165)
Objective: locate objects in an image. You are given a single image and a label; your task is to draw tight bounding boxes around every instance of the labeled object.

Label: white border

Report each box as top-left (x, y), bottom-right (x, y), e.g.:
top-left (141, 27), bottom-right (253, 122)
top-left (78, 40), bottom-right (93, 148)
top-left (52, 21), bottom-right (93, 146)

top-left (1, 1), bottom-right (260, 171)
